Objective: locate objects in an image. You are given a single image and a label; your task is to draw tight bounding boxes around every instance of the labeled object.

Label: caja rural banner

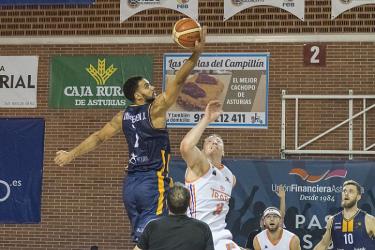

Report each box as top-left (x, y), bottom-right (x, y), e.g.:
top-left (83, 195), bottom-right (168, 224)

top-left (163, 53), bottom-right (269, 128)
top-left (331, 0), bottom-right (375, 19)
top-left (224, 0), bottom-right (305, 21)
top-left (120, 0), bottom-right (198, 22)
top-left (0, 119), bottom-right (45, 223)
top-left (0, 56), bottom-right (38, 108)
top-left (0, 0), bottom-right (94, 4)
top-left (170, 159), bottom-right (375, 249)
top-left (49, 56), bottom-right (153, 109)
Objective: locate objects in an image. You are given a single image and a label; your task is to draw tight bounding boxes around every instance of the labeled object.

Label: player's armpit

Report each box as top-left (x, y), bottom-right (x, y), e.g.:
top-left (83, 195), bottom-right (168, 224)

top-left (290, 235), bottom-right (301, 250)
top-left (253, 236), bottom-right (261, 250)
top-left (232, 175), bottom-right (237, 187)
top-left (365, 213), bottom-right (375, 237)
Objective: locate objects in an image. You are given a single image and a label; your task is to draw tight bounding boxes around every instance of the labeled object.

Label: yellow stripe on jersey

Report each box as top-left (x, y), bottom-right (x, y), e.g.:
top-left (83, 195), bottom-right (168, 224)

top-left (342, 219), bottom-right (354, 232)
top-left (342, 220), bottom-right (347, 232)
top-left (156, 150), bottom-right (167, 215)
top-left (347, 219), bottom-right (354, 232)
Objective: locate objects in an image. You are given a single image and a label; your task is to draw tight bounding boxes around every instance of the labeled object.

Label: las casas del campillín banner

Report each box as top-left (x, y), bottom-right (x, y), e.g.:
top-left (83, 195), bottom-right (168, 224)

top-left (49, 55), bottom-right (153, 109)
top-left (170, 159), bottom-right (375, 249)
top-left (0, 119), bottom-right (45, 223)
top-left (163, 53), bottom-right (269, 128)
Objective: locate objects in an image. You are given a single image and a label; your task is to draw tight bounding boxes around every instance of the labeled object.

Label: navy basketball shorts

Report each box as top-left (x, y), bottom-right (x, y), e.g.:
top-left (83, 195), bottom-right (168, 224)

top-left (123, 170), bottom-right (172, 242)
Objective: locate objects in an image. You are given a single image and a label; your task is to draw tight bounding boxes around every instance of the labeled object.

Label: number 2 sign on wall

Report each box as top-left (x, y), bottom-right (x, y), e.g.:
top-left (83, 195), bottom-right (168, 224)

top-left (303, 44), bottom-right (326, 66)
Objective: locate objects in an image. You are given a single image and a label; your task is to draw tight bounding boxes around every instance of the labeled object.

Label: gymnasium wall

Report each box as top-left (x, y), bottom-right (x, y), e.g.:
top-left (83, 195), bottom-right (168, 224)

top-left (0, 0), bottom-right (375, 35)
top-left (0, 0), bottom-right (374, 249)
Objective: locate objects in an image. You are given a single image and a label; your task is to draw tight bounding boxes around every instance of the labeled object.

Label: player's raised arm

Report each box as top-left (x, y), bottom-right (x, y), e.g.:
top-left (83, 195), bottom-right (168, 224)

top-left (54, 111), bottom-right (123, 166)
top-left (173, 26), bottom-right (206, 85)
top-left (180, 100), bottom-right (221, 174)
top-left (313, 216), bottom-right (333, 250)
top-left (275, 185), bottom-right (286, 218)
top-left (152, 26), bottom-right (206, 117)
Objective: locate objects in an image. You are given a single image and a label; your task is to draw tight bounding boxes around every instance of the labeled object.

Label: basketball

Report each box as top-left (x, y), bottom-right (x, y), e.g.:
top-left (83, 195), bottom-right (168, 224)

top-left (172, 18), bottom-right (201, 49)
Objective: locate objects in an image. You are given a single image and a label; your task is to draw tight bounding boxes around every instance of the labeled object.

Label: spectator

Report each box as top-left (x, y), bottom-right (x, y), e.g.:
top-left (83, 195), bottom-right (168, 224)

top-left (134, 182), bottom-right (214, 250)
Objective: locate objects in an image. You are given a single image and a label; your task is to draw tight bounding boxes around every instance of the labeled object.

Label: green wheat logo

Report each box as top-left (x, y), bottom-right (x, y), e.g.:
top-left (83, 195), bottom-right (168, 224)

top-left (86, 59), bottom-right (118, 85)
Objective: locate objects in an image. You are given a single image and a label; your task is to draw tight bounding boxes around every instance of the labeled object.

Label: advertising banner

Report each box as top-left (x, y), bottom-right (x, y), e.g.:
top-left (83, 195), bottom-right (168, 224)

top-left (163, 53), bottom-right (269, 128)
top-left (120, 0), bottom-right (198, 22)
top-left (0, 0), bottom-right (94, 4)
top-left (331, 0), bottom-right (375, 19)
top-left (224, 0), bottom-right (305, 21)
top-left (49, 56), bottom-right (153, 109)
top-left (0, 119), bottom-right (45, 223)
top-left (170, 159), bottom-right (375, 249)
top-left (0, 56), bottom-right (38, 108)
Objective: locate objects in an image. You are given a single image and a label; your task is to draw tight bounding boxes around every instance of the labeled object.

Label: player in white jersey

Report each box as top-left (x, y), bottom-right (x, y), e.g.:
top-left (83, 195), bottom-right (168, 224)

top-left (253, 207), bottom-right (301, 250)
top-left (180, 100), bottom-right (241, 250)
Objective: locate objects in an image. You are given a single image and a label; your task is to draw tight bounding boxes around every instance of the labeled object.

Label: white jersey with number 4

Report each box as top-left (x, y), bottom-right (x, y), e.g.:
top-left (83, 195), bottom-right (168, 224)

top-left (186, 164), bottom-right (239, 249)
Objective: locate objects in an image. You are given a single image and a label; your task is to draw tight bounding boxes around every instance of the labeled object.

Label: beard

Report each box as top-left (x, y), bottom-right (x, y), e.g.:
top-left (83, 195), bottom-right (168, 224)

top-left (342, 199), bottom-right (356, 209)
top-left (144, 95), bottom-right (155, 103)
top-left (267, 223), bottom-right (279, 232)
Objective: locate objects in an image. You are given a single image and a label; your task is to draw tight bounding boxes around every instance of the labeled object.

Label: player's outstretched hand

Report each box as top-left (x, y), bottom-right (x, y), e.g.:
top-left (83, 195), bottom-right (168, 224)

top-left (275, 185), bottom-right (286, 199)
top-left (54, 150), bottom-right (75, 167)
top-left (204, 100), bottom-right (222, 123)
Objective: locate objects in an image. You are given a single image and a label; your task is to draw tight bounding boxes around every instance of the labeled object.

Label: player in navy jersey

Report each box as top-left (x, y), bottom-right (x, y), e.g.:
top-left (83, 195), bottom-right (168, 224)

top-left (314, 180), bottom-right (375, 250)
top-left (54, 27), bottom-right (206, 242)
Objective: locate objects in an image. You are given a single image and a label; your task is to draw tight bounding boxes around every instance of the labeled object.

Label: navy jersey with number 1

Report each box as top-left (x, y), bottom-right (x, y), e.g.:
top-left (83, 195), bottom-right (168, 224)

top-left (122, 103), bottom-right (171, 242)
top-left (122, 103), bottom-right (170, 173)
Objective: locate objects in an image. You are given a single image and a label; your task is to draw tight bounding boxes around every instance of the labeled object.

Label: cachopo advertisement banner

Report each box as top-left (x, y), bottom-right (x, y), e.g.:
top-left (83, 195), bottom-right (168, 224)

top-left (170, 159), bottom-right (375, 249)
top-left (163, 53), bottom-right (269, 128)
top-left (49, 56), bottom-right (153, 109)
top-left (0, 119), bottom-right (45, 223)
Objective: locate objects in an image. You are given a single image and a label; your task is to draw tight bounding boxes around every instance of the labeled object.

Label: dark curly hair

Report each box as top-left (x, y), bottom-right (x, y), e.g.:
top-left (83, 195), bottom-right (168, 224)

top-left (123, 76), bottom-right (143, 102)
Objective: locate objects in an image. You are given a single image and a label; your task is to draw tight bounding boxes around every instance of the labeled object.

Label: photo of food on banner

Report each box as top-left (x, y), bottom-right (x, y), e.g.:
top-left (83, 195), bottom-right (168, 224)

top-left (165, 69), bottom-right (267, 113)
